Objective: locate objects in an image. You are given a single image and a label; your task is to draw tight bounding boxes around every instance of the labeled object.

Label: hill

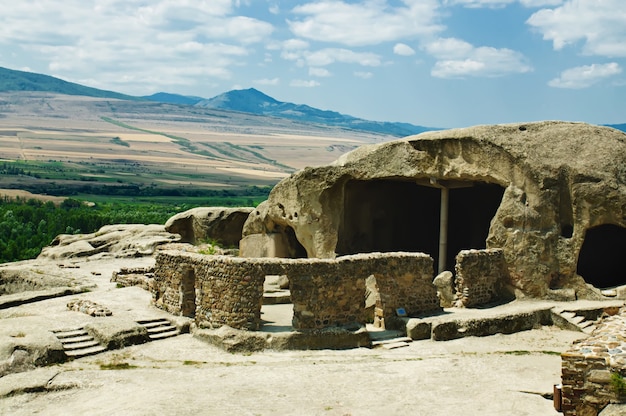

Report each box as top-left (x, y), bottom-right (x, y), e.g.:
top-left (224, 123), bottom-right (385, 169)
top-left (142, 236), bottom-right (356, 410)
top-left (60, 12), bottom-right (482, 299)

top-left (0, 67), bottom-right (139, 101)
top-left (605, 123), bottom-right (626, 133)
top-left (194, 88), bottom-right (436, 137)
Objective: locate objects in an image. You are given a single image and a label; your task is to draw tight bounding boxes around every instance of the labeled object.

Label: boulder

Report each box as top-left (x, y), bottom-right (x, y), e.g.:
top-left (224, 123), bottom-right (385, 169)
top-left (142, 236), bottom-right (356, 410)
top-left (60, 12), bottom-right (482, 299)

top-left (165, 207), bottom-right (253, 246)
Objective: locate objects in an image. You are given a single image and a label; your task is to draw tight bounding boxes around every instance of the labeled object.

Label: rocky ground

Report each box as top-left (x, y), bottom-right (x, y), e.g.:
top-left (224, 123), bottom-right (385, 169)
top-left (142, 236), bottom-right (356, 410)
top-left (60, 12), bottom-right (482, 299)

top-left (0, 253), bottom-right (597, 416)
top-left (0, 222), bottom-right (622, 415)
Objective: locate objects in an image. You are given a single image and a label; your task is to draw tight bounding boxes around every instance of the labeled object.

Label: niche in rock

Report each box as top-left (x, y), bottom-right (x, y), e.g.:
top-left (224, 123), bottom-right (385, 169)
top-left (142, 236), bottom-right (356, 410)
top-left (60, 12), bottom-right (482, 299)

top-left (577, 224), bottom-right (626, 289)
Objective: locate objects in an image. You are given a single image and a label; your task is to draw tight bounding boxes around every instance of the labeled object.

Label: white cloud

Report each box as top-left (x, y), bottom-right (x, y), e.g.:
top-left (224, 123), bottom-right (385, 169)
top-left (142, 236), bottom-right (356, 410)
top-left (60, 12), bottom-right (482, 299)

top-left (309, 67), bottom-right (332, 77)
top-left (282, 47), bottom-right (382, 67)
top-left (354, 71), bottom-right (373, 79)
top-left (288, 0), bottom-right (444, 46)
top-left (290, 79), bottom-right (321, 87)
top-left (0, 0), bottom-right (274, 94)
top-left (444, 0), bottom-right (562, 7)
top-left (269, 4), bottom-right (280, 14)
top-left (548, 62), bottom-right (622, 88)
top-left (426, 37), bottom-right (532, 78)
top-left (254, 77), bottom-right (280, 85)
top-left (527, 0), bottom-right (626, 57)
top-left (283, 38), bottom-right (310, 50)
top-left (393, 43), bottom-right (416, 56)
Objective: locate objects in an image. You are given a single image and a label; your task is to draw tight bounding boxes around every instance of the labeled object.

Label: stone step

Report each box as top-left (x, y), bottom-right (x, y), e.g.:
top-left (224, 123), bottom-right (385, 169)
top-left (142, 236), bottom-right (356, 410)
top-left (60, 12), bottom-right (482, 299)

top-left (62, 340), bottom-right (101, 350)
top-left (59, 334), bottom-right (94, 344)
top-left (148, 329), bottom-right (180, 340)
top-left (53, 329), bottom-right (88, 339)
top-left (140, 320), bottom-right (171, 329)
top-left (559, 311), bottom-right (577, 320)
top-left (146, 324), bottom-right (177, 335)
top-left (65, 345), bottom-right (107, 358)
top-left (136, 319), bottom-right (180, 341)
top-left (582, 325), bottom-right (596, 335)
top-left (372, 337), bottom-right (413, 347)
top-left (379, 341), bottom-right (411, 350)
top-left (368, 329), bottom-right (405, 342)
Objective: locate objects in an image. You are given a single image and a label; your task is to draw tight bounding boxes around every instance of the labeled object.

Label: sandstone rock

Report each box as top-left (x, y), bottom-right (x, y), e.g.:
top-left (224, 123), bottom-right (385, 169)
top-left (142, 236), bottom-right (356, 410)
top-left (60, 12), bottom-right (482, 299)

top-left (165, 207), bottom-right (253, 246)
top-left (433, 271), bottom-right (455, 308)
top-left (405, 319), bottom-right (432, 340)
top-left (242, 121), bottom-right (626, 300)
top-left (38, 224), bottom-right (179, 260)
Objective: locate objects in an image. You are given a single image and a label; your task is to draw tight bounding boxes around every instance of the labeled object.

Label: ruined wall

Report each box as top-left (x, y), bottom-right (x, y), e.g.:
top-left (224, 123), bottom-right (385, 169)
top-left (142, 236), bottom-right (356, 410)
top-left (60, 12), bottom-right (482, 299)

top-left (285, 257), bottom-right (365, 330)
top-left (154, 252), bottom-right (265, 330)
top-left (561, 308), bottom-right (626, 415)
top-left (153, 251), bottom-right (438, 331)
top-left (454, 249), bottom-right (508, 307)
top-left (194, 256), bottom-right (266, 330)
top-left (369, 253), bottom-right (439, 320)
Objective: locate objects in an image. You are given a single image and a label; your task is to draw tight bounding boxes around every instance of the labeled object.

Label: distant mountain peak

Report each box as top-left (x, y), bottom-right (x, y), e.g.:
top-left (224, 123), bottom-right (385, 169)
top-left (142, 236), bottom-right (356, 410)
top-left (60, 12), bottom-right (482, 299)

top-left (196, 88), bottom-right (438, 137)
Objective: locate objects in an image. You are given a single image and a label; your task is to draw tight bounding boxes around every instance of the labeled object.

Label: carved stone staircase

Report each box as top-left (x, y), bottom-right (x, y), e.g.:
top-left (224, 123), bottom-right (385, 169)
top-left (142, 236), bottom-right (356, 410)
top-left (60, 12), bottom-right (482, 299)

top-left (52, 328), bottom-right (107, 358)
top-left (551, 308), bottom-right (599, 334)
top-left (136, 318), bottom-right (180, 340)
top-left (367, 326), bottom-right (412, 349)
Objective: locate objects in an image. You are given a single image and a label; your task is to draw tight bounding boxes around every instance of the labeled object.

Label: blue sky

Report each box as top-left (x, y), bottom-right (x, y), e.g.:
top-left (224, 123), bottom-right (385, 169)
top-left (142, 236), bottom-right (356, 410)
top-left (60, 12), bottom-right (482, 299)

top-left (0, 0), bottom-right (624, 128)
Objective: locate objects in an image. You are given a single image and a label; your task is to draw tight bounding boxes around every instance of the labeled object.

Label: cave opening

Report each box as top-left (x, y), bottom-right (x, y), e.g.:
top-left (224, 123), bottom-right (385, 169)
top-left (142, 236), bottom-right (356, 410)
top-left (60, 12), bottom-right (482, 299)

top-left (577, 224), bottom-right (626, 289)
top-left (336, 179), bottom-right (505, 272)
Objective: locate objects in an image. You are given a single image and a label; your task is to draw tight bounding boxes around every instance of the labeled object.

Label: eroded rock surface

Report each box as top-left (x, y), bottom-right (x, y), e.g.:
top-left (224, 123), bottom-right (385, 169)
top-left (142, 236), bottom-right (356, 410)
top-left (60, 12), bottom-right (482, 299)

top-left (165, 207), bottom-right (253, 246)
top-left (242, 121), bottom-right (626, 299)
top-left (38, 224), bottom-right (180, 260)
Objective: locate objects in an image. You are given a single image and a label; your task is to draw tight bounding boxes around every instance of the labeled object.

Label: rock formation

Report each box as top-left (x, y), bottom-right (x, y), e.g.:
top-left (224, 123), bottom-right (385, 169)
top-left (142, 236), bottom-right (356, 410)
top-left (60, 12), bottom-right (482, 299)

top-left (165, 207), bottom-right (253, 246)
top-left (38, 224), bottom-right (180, 260)
top-left (241, 121), bottom-right (626, 300)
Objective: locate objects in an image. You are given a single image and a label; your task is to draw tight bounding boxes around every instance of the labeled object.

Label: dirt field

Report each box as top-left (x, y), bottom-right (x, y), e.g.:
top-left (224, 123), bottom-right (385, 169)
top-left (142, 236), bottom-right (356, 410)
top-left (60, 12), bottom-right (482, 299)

top-left (0, 92), bottom-right (393, 186)
top-left (0, 188), bottom-right (65, 204)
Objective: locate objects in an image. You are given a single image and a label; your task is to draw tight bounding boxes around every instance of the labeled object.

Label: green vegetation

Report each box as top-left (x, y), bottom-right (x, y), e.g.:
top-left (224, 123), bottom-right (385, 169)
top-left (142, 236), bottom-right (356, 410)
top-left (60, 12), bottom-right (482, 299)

top-left (110, 136), bottom-right (130, 147)
top-left (611, 372), bottom-right (626, 397)
top-left (0, 191), bottom-right (267, 263)
top-left (99, 362), bottom-right (138, 370)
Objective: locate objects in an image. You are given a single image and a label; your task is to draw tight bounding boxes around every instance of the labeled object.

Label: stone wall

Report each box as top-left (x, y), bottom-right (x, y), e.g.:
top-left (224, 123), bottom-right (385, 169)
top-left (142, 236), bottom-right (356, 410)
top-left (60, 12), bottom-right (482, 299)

top-left (454, 249), bottom-right (508, 308)
top-left (368, 253), bottom-right (439, 320)
top-left (560, 308), bottom-right (626, 415)
top-left (153, 251), bottom-right (439, 331)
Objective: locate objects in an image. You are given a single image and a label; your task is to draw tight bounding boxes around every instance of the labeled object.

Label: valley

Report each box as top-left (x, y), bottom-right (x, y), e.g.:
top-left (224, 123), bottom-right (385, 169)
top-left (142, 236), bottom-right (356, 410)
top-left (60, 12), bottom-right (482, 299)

top-left (0, 92), bottom-right (394, 198)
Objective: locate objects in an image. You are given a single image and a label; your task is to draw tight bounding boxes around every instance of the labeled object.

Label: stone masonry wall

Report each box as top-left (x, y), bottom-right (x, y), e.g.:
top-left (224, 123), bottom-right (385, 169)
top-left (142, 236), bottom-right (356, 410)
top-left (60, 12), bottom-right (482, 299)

top-left (561, 308), bottom-right (626, 415)
top-left (454, 249), bottom-right (508, 308)
top-left (369, 252), bottom-right (439, 320)
top-left (284, 257), bottom-right (365, 330)
top-left (153, 251), bottom-right (438, 331)
top-left (194, 256), bottom-right (266, 330)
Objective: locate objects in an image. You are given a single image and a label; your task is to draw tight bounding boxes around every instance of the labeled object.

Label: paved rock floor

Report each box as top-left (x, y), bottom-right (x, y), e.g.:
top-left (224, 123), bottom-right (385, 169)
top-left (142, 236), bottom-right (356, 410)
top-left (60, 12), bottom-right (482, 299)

top-left (0, 256), bottom-right (621, 415)
top-left (1, 326), bottom-right (586, 416)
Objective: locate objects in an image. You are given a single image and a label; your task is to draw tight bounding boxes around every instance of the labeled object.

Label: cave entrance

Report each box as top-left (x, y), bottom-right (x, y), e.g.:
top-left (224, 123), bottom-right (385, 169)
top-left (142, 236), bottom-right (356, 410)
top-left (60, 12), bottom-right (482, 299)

top-left (336, 179), bottom-right (505, 273)
top-left (577, 224), bottom-right (626, 289)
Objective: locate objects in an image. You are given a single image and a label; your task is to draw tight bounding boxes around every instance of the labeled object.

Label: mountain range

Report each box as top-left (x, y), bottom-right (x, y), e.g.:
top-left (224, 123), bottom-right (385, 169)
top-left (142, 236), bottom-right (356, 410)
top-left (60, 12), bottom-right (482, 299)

top-left (1, 66), bottom-right (624, 135)
top-left (0, 66), bottom-right (434, 137)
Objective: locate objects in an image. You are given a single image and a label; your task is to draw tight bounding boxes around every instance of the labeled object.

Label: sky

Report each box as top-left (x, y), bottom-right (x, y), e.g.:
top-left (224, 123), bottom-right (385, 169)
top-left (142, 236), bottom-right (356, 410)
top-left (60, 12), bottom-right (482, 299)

top-left (0, 0), bottom-right (625, 128)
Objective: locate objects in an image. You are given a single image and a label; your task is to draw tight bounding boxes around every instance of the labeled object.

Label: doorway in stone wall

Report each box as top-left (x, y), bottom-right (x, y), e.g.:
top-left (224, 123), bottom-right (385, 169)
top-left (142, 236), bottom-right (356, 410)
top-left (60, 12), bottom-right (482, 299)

top-left (260, 275), bottom-right (293, 332)
top-left (577, 224), bottom-right (626, 289)
top-left (180, 267), bottom-right (196, 318)
top-left (335, 179), bottom-right (505, 273)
